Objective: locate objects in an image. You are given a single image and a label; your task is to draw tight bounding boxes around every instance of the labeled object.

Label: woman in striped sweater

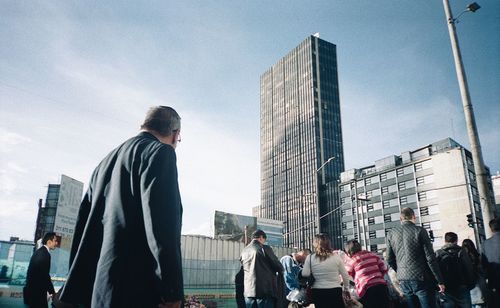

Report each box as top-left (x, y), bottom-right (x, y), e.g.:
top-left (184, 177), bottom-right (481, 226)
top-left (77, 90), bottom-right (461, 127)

top-left (345, 240), bottom-right (389, 308)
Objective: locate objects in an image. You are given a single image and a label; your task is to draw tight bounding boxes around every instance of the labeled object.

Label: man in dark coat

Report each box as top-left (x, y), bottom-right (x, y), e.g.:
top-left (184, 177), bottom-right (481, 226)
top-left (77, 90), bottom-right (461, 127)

top-left (24, 232), bottom-right (58, 307)
top-left (240, 229), bottom-right (284, 308)
top-left (387, 207), bottom-right (444, 308)
top-left (59, 106), bottom-right (184, 308)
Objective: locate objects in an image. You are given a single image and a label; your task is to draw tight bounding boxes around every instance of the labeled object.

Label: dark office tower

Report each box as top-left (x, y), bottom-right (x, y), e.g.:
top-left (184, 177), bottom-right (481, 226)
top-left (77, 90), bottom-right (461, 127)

top-left (260, 35), bottom-right (345, 249)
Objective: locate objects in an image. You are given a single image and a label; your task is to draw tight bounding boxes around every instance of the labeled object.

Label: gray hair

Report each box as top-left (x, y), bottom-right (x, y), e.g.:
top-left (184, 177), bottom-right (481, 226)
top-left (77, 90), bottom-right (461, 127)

top-left (140, 106), bottom-right (181, 137)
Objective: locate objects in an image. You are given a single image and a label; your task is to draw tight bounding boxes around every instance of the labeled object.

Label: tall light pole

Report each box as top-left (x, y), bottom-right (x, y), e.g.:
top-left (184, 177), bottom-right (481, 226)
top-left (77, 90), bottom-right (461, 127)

top-left (315, 156), bottom-right (336, 238)
top-left (442, 0), bottom-right (493, 238)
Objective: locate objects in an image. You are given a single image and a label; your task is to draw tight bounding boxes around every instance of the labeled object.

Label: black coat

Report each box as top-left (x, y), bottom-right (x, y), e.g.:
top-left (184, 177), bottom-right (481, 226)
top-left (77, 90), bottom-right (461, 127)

top-left (59, 132), bottom-right (184, 307)
top-left (23, 246), bottom-right (55, 307)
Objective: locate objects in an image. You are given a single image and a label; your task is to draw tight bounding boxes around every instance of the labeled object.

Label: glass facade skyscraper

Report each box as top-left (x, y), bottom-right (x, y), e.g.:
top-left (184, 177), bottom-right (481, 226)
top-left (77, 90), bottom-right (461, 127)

top-left (260, 35), bottom-right (345, 249)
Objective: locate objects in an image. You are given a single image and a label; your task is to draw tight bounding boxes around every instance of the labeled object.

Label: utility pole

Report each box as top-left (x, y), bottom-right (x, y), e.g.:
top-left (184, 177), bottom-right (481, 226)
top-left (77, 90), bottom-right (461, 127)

top-left (442, 0), bottom-right (493, 238)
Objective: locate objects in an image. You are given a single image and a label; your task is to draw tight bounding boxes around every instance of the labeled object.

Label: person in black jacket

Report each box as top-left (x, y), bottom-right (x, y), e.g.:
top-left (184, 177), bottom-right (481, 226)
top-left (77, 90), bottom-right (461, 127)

top-left (436, 232), bottom-right (475, 308)
top-left (386, 207), bottom-right (445, 308)
top-left (24, 232), bottom-right (58, 308)
top-left (240, 229), bottom-right (284, 308)
top-left (59, 106), bottom-right (184, 308)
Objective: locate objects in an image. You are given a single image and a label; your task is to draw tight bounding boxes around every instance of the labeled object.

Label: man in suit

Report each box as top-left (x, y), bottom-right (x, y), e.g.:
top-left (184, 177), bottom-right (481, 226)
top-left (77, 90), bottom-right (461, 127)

top-left (24, 232), bottom-right (58, 308)
top-left (240, 229), bottom-right (284, 308)
top-left (59, 106), bottom-right (184, 308)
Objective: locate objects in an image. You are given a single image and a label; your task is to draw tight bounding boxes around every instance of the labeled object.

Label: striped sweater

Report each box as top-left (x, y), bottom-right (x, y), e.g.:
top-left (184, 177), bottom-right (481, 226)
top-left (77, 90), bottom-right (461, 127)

top-left (346, 250), bottom-right (388, 298)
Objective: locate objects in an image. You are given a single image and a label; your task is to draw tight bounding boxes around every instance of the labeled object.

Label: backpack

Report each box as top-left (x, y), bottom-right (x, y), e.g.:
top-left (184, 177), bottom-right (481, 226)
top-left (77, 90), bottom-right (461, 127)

top-left (437, 248), bottom-right (476, 290)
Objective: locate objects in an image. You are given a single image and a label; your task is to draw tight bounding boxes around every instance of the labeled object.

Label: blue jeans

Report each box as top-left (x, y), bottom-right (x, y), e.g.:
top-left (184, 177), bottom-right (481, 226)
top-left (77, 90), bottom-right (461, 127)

top-left (399, 280), bottom-right (437, 308)
top-left (440, 285), bottom-right (472, 308)
top-left (245, 297), bottom-right (275, 308)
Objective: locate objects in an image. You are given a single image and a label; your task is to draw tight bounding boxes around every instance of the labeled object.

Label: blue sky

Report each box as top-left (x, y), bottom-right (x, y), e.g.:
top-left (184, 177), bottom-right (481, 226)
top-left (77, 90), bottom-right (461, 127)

top-left (1, 1), bottom-right (499, 240)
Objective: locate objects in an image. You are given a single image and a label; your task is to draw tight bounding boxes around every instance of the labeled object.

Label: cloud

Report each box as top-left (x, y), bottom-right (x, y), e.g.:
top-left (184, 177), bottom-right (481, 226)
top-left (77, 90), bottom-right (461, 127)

top-left (7, 162), bottom-right (28, 173)
top-left (0, 128), bottom-right (32, 153)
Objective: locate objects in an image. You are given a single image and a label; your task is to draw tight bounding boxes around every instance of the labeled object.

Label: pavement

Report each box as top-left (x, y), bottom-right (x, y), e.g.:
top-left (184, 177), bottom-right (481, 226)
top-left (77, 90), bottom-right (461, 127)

top-left (0, 284), bottom-right (24, 307)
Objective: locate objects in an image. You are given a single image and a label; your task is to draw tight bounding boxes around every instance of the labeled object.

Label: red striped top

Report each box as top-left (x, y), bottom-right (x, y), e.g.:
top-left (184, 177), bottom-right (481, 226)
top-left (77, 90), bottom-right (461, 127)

top-left (346, 250), bottom-right (388, 298)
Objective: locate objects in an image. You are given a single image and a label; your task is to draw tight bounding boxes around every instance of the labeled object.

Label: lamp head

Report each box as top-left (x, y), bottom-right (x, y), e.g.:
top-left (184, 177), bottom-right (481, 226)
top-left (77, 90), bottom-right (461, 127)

top-left (467, 2), bottom-right (481, 12)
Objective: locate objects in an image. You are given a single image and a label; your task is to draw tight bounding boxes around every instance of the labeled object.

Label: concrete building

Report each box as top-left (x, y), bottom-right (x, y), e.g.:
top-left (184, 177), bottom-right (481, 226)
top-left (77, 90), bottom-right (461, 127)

top-left (34, 175), bottom-right (83, 278)
top-left (260, 34), bottom-right (345, 249)
top-left (492, 174), bottom-right (500, 207)
top-left (339, 138), bottom-right (494, 252)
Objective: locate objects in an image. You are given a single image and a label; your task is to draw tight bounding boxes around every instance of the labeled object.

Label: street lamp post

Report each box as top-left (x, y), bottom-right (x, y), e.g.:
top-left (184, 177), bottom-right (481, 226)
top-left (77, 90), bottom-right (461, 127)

top-left (442, 0), bottom-right (493, 238)
top-left (315, 156), bottom-right (336, 236)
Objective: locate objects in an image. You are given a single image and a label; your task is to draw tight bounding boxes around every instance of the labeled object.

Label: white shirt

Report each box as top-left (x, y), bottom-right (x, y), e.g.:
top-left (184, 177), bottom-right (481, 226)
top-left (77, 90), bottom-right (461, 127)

top-left (302, 252), bottom-right (350, 289)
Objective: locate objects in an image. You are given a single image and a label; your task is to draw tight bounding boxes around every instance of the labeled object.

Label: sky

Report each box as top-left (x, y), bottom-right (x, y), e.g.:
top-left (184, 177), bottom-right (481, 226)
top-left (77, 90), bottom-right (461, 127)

top-left (1, 1), bottom-right (499, 241)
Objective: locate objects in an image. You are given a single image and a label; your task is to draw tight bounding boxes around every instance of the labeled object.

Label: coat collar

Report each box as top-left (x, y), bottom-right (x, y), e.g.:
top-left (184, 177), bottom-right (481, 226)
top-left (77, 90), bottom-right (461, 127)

top-left (138, 131), bottom-right (159, 141)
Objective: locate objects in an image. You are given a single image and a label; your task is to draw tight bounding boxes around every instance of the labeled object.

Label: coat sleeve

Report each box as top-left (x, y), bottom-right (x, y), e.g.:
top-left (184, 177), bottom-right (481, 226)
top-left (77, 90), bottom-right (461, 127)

top-left (386, 233), bottom-right (397, 272)
top-left (140, 146), bottom-right (183, 302)
top-left (419, 228), bottom-right (444, 284)
top-left (338, 257), bottom-right (351, 289)
top-left (263, 245), bottom-right (284, 273)
top-left (45, 252), bottom-right (55, 295)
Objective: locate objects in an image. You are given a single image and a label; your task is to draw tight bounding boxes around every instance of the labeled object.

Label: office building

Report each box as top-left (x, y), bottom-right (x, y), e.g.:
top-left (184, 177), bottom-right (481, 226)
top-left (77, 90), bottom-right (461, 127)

top-left (34, 175), bottom-right (83, 278)
top-left (260, 35), bottom-right (345, 248)
top-left (339, 138), bottom-right (494, 252)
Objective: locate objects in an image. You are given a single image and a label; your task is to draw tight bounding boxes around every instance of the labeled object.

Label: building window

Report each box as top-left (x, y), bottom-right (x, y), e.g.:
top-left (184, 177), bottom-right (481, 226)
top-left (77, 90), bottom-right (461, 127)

top-left (365, 178), bottom-right (372, 185)
top-left (400, 196), bottom-right (408, 205)
top-left (418, 191), bottom-right (427, 201)
top-left (397, 168), bottom-right (405, 177)
top-left (369, 231), bottom-right (376, 239)
top-left (380, 173), bottom-right (387, 181)
top-left (382, 186), bottom-right (389, 194)
top-left (370, 245), bottom-right (378, 252)
top-left (384, 214), bottom-right (391, 222)
top-left (471, 186), bottom-right (479, 197)
top-left (368, 217), bottom-right (375, 225)
top-left (383, 200), bottom-right (390, 208)
top-left (342, 222), bottom-right (347, 230)
top-left (398, 182), bottom-right (406, 190)
top-left (367, 204), bottom-right (374, 211)
top-left (420, 207), bottom-right (429, 216)
top-left (416, 177), bottom-right (425, 185)
top-left (474, 202), bottom-right (480, 212)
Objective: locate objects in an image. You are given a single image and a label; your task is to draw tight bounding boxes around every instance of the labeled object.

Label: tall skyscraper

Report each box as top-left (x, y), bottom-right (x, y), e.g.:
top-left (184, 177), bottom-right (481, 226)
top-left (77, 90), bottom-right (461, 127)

top-left (260, 35), bottom-right (345, 249)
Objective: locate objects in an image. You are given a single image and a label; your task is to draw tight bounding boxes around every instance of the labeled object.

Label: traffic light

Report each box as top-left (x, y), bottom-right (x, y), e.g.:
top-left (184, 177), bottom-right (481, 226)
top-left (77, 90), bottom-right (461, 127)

top-left (467, 214), bottom-right (474, 228)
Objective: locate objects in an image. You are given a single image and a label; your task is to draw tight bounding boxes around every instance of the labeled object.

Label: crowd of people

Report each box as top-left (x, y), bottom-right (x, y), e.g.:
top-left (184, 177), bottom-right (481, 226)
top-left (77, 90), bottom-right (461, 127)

top-left (20, 106), bottom-right (500, 308)
top-left (238, 209), bottom-right (500, 308)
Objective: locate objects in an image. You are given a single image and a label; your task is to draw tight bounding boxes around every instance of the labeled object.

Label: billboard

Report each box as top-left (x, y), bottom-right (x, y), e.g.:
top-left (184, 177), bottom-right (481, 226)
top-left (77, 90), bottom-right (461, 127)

top-left (51, 175), bottom-right (83, 277)
top-left (214, 211), bottom-right (256, 244)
